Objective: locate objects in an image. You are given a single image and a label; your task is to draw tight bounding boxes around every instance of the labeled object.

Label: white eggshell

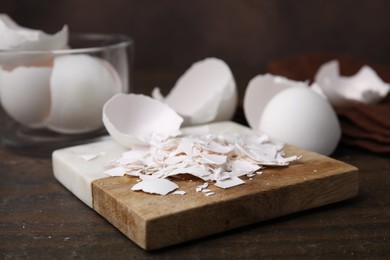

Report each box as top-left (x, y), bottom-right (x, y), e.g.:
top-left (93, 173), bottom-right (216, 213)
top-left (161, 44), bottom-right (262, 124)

top-left (0, 14), bottom-right (68, 67)
top-left (314, 60), bottom-right (390, 106)
top-left (0, 14), bottom-right (68, 51)
top-left (103, 93), bottom-right (184, 148)
top-left (153, 57), bottom-right (237, 126)
top-left (131, 176), bottom-right (179, 196)
top-left (243, 74), bottom-right (308, 130)
top-left (45, 54), bottom-right (121, 134)
top-left (0, 66), bottom-right (51, 127)
top-left (258, 86), bottom-right (341, 155)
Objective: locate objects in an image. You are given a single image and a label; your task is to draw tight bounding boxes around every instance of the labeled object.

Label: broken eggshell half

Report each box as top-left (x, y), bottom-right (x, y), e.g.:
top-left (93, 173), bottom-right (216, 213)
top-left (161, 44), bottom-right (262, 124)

top-left (102, 93), bottom-right (184, 148)
top-left (152, 57), bottom-right (237, 126)
top-left (314, 60), bottom-right (390, 106)
top-left (243, 74), bottom-right (341, 155)
top-left (244, 74), bottom-right (308, 130)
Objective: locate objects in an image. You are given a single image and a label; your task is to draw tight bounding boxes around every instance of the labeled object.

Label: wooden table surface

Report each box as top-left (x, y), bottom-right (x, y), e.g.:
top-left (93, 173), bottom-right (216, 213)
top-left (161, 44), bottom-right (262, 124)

top-left (1, 71), bottom-right (390, 259)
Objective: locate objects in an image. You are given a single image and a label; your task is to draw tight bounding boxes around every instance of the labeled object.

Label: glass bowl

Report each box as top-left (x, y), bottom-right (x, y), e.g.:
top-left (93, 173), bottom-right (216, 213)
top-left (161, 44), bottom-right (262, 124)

top-left (0, 33), bottom-right (134, 156)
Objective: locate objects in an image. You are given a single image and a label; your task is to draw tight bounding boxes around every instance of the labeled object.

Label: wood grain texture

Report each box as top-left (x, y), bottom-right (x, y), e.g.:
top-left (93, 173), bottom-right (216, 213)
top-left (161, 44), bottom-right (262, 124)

top-left (91, 145), bottom-right (358, 250)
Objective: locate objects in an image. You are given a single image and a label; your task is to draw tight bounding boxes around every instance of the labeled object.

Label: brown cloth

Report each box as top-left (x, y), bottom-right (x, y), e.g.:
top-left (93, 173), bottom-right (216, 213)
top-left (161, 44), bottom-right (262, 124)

top-left (267, 52), bottom-right (390, 154)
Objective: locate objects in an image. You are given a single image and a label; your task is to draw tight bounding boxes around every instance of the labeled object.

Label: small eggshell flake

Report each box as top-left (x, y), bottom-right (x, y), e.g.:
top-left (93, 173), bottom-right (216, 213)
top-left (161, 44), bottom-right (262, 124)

top-left (153, 57), bottom-right (237, 125)
top-left (0, 14), bottom-right (68, 51)
top-left (131, 178), bottom-right (179, 196)
top-left (314, 60), bottom-right (390, 106)
top-left (173, 190), bottom-right (186, 195)
top-left (45, 54), bottom-right (121, 134)
top-left (103, 93), bottom-right (184, 148)
top-left (197, 138), bottom-right (233, 154)
top-left (78, 153), bottom-right (99, 161)
top-left (104, 166), bottom-right (127, 177)
top-left (258, 86), bottom-right (341, 155)
top-left (230, 160), bottom-right (261, 175)
top-left (201, 153), bottom-right (227, 165)
top-left (215, 177), bottom-right (245, 189)
top-left (0, 66), bottom-right (51, 127)
top-left (244, 74), bottom-right (308, 130)
top-left (116, 148), bottom-right (150, 165)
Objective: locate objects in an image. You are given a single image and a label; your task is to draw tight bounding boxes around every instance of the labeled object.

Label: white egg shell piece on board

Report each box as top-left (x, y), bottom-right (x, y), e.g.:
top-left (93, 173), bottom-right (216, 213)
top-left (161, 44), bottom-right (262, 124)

top-left (103, 93), bottom-right (184, 148)
top-left (314, 60), bottom-right (390, 106)
top-left (258, 86), bottom-right (341, 155)
top-left (152, 57), bottom-right (237, 126)
top-left (0, 14), bottom-right (68, 51)
top-left (45, 54), bottom-right (122, 134)
top-left (0, 66), bottom-right (51, 127)
top-left (243, 74), bottom-right (308, 130)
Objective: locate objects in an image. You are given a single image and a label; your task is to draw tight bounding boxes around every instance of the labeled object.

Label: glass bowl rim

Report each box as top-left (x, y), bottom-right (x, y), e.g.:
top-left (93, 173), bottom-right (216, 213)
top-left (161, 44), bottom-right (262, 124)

top-left (0, 33), bottom-right (134, 55)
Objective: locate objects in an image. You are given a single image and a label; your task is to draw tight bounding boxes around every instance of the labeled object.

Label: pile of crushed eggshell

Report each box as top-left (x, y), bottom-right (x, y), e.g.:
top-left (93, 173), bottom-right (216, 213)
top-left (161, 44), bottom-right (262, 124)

top-left (2, 14), bottom-right (389, 195)
top-left (103, 127), bottom-right (301, 195)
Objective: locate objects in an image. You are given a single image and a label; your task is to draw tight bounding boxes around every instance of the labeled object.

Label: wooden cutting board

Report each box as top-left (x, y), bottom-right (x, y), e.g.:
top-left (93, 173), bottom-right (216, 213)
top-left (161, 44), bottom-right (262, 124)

top-left (52, 121), bottom-right (359, 250)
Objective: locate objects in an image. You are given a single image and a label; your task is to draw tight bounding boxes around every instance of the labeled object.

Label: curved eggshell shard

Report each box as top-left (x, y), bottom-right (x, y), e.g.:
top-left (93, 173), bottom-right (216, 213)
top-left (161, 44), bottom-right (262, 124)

top-left (259, 86), bottom-right (341, 155)
top-left (0, 14), bottom-right (68, 51)
top-left (314, 60), bottom-right (390, 106)
top-left (0, 66), bottom-right (51, 127)
top-left (0, 14), bottom-right (68, 67)
top-left (45, 54), bottom-right (121, 134)
top-left (153, 57), bottom-right (237, 126)
top-left (102, 93), bottom-right (184, 148)
top-left (243, 74), bottom-right (308, 131)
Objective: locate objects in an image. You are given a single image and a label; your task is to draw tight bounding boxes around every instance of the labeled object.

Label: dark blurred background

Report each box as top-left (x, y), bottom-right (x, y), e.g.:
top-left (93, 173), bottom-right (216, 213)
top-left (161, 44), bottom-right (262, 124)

top-left (2, 0), bottom-right (390, 93)
top-left (2, 0), bottom-right (390, 153)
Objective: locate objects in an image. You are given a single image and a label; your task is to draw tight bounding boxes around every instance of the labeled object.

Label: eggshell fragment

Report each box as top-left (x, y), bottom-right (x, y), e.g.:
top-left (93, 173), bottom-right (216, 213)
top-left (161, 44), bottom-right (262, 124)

top-left (0, 66), bottom-right (51, 127)
top-left (243, 74), bottom-right (308, 130)
top-left (152, 57), bottom-right (237, 126)
top-left (215, 177), bottom-right (245, 189)
top-left (131, 175), bottom-right (179, 195)
top-left (314, 60), bottom-right (390, 106)
top-left (45, 54), bottom-right (121, 134)
top-left (258, 86), bottom-right (341, 155)
top-left (0, 14), bottom-right (68, 51)
top-left (102, 93), bottom-right (184, 148)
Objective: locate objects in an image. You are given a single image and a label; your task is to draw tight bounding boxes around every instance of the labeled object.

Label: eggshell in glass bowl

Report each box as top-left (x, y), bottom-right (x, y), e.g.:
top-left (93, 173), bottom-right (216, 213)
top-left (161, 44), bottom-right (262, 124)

top-left (0, 14), bottom-right (69, 67)
top-left (0, 14), bottom-right (68, 51)
top-left (45, 54), bottom-right (121, 134)
top-left (0, 66), bottom-right (51, 127)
